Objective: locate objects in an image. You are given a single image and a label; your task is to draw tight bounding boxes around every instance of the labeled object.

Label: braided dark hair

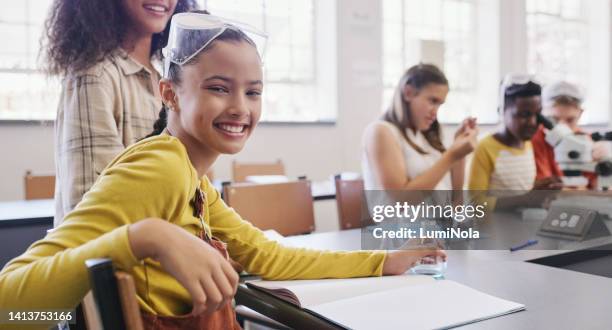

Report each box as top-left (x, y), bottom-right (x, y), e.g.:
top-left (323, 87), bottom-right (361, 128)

top-left (147, 16), bottom-right (257, 138)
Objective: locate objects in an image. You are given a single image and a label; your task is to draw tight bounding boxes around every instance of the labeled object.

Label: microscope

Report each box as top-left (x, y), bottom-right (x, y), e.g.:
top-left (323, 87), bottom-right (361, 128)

top-left (537, 113), bottom-right (612, 190)
top-left (536, 113), bottom-right (612, 228)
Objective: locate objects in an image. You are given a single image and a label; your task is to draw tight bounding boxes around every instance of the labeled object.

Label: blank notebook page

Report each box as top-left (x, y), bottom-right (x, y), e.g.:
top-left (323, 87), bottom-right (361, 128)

top-left (252, 275), bottom-right (435, 307)
top-left (308, 280), bottom-right (525, 330)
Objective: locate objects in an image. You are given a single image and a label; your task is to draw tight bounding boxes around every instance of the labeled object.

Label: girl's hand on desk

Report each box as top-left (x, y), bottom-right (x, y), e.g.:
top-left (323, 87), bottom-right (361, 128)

top-left (533, 176), bottom-right (563, 190)
top-left (382, 249), bottom-right (447, 275)
top-left (129, 219), bottom-right (239, 315)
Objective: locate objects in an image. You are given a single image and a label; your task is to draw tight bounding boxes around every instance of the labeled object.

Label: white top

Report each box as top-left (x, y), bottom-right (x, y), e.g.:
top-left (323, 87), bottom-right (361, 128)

top-left (362, 121), bottom-right (452, 191)
top-left (489, 148), bottom-right (536, 192)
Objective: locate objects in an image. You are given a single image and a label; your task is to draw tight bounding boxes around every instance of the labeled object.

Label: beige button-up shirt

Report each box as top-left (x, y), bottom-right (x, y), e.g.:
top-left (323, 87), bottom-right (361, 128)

top-left (54, 50), bottom-right (162, 226)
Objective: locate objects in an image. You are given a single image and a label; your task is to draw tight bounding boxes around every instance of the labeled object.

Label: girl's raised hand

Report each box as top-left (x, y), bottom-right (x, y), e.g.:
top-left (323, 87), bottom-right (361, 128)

top-left (454, 117), bottom-right (478, 138)
top-left (129, 219), bottom-right (239, 315)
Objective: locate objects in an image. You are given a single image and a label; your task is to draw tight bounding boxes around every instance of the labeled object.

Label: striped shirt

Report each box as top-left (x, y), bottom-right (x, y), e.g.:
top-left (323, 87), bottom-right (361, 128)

top-left (54, 50), bottom-right (161, 226)
top-left (468, 134), bottom-right (536, 192)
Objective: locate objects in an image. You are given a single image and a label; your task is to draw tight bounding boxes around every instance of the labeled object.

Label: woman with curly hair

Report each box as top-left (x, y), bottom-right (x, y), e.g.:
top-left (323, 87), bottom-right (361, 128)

top-left (1, 15), bottom-right (445, 328)
top-left (44, 0), bottom-right (198, 225)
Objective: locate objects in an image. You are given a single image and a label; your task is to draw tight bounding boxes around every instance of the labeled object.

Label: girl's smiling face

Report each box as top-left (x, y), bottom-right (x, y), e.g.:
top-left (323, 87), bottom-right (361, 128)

top-left (121, 0), bottom-right (178, 35)
top-left (164, 39), bottom-right (263, 156)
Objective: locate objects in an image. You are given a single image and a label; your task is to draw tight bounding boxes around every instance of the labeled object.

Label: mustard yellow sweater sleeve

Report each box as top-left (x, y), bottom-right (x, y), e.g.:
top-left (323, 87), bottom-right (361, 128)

top-left (204, 178), bottom-right (387, 280)
top-left (468, 136), bottom-right (494, 191)
top-left (0, 137), bottom-right (191, 317)
top-left (1, 134), bottom-right (387, 325)
top-left (468, 136), bottom-right (498, 210)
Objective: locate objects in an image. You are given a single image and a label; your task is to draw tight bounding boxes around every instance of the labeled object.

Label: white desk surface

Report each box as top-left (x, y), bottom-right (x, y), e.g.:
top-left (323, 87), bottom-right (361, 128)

top-left (281, 228), bottom-right (612, 330)
top-left (309, 180), bottom-right (336, 200)
top-left (0, 180), bottom-right (335, 224)
top-left (0, 199), bottom-right (54, 222)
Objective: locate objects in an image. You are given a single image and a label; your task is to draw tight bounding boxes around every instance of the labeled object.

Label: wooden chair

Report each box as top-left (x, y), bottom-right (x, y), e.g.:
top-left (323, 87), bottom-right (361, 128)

top-left (24, 170), bottom-right (55, 200)
top-left (85, 258), bottom-right (144, 330)
top-left (223, 180), bottom-right (315, 236)
top-left (334, 175), bottom-right (371, 230)
top-left (85, 259), bottom-right (300, 329)
top-left (232, 159), bottom-right (285, 182)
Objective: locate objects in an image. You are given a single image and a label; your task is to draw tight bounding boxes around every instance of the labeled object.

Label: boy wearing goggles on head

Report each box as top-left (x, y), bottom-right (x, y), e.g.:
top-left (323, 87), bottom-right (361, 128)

top-left (468, 74), bottom-right (562, 209)
top-left (532, 81), bottom-right (603, 188)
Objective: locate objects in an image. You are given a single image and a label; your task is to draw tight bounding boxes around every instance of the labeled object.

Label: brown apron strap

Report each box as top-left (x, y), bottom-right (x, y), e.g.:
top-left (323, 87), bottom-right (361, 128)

top-left (140, 235), bottom-right (241, 330)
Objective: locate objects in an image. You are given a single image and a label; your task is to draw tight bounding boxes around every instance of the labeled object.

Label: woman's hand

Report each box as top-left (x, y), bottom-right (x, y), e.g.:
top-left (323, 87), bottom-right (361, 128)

top-left (454, 117), bottom-right (477, 139)
top-left (448, 128), bottom-right (478, 161)
top-left (129, 219), bottom-right (239, 315)
top-left (592, 141), bottom-right (609, 161)
top-left (533, 176), bottom-right (563, 190)
top-left (525, 177), bottom-right (562, 208)
top-left (382, 248), bottom-right (447, 275)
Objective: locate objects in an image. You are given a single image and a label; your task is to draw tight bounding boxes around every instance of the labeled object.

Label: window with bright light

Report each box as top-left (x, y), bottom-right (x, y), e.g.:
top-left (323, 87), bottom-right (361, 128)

top-left (382, 0), bottom-right (499, 124)
top-left (0, 0), bottom-right (335, 123)
top-left (526, 0), bottom-right (610, 124)
top-left (0, 0), bottom-right (59, 121)
top-left (203, 0), bottom-right (337, 123)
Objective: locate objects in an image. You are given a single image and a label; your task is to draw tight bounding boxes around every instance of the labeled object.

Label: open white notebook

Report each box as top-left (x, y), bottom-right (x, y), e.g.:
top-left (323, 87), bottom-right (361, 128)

top-left (247, 275), bottom-right (525, 330)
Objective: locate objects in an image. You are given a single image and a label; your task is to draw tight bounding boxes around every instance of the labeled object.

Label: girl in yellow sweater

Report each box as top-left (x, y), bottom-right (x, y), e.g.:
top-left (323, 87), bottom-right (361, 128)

top-left (0, 12), bottom-right (445, 326)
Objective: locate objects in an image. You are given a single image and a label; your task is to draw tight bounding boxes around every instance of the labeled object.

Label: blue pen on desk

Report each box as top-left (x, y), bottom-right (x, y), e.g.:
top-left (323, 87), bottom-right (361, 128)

top-left (510, 239), bottom-right (538, 252)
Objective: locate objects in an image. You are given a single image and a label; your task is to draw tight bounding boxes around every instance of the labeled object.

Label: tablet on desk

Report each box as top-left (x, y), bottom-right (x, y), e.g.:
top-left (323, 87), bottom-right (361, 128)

top-left (235, 284), bottom-right (346, 330)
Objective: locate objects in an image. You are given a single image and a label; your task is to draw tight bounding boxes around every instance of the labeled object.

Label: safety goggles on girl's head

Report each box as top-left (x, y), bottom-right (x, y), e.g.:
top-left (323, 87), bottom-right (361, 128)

top-left (162, 12), bottom-right (268, 78)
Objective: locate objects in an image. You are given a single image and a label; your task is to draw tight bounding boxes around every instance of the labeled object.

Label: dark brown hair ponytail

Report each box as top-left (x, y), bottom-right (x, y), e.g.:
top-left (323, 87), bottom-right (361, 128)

top-left (146, 105), bottom-right (169, 138)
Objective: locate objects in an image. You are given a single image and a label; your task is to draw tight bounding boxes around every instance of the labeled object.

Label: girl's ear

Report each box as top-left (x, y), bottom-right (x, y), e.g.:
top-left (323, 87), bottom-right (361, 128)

top-left (403, 85), bottom-right (417, 102)
top-left (160, 79), bottom-right (179, 112)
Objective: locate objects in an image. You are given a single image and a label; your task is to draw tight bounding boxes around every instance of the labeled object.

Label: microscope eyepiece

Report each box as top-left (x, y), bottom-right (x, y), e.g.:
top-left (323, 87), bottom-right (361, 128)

top-left (536, 113), bottom-right (554, 130)
top-left (591, 131), bottom-right (612, 141)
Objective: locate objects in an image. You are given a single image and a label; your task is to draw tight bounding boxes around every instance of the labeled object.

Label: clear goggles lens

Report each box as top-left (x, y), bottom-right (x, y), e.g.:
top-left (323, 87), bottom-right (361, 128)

top-left (162, 13), bottom-right (268, 77)
top-left (501, 74), bottom-right (540, 90)
top-left (498, 74), bottom-right (541, 110)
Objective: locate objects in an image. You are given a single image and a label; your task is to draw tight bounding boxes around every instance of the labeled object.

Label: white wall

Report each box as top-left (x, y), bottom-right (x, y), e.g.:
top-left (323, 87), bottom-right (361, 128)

top-left (0, 122), bottom-right (55, 200)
